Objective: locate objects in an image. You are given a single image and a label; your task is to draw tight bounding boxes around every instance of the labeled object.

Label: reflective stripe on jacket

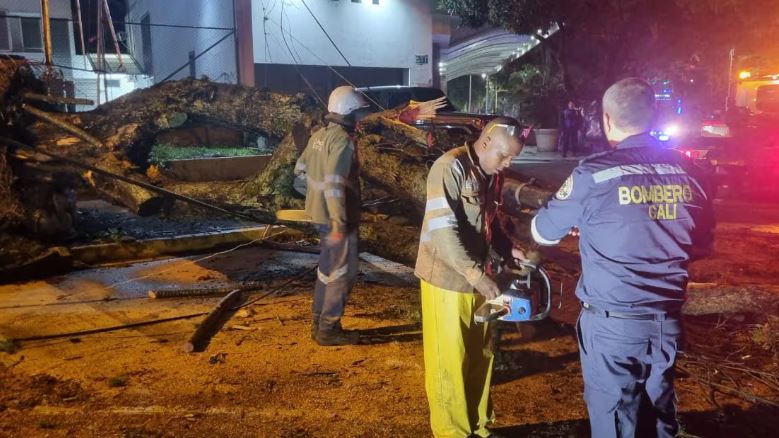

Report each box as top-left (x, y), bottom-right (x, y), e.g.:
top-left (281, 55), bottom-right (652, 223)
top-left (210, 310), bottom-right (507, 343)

top-left (414, 144), bottom-right (498, 293)
top-left (294, 123), bottom-right (361, 232)
top-left (532, 133), bottom-right (716, 313)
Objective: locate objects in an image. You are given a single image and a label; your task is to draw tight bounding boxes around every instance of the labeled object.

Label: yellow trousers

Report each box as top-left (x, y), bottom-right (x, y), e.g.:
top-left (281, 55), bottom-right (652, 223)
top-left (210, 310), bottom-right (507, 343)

top-left (421, 280), bottom-right (495, 438)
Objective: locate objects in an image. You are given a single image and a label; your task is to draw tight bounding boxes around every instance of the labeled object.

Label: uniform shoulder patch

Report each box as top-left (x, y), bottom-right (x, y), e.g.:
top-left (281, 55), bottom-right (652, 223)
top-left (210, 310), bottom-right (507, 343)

top-left (555, 175), bottom-right (574, 200)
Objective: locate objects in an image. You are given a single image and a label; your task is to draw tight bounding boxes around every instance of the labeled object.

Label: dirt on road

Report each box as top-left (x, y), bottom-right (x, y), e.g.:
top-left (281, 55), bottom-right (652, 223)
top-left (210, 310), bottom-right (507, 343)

top-left (1, 199), bottom-right (779, 438)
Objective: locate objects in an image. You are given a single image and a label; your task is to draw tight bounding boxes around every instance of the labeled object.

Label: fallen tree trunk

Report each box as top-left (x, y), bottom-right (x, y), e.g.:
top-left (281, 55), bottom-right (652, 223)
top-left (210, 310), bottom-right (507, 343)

top-left (21, 78), bottom-right (319, 215)
top-left (2, 58), bottom-right (552, 267)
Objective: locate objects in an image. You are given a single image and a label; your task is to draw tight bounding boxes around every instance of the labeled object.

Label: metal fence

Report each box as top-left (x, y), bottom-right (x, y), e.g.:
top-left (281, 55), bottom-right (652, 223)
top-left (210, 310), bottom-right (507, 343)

top-left (1, 14), bottom-right (236, 111)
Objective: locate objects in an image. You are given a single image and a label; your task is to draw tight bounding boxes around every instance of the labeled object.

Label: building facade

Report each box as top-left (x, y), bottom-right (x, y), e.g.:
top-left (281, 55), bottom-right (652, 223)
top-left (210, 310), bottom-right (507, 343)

top-left (0, 0), bottom-right (75, 67)
top-left (0, 0), bottom-right (151, 108)
top-left (125, 0), bottom-right (238, 84)
top-left (251, 0), bottom-right (434, 97)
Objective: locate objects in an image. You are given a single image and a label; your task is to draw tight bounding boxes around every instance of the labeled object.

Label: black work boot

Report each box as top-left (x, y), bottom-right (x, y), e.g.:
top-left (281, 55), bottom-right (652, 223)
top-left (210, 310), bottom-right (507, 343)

top-left (314, 327), bottom-right (359, 346)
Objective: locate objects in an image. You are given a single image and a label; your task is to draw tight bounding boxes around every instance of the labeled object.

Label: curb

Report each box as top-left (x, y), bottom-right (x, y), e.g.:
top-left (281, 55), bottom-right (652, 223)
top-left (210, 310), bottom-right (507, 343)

top-left (70, 225), bottom-right (293, 265)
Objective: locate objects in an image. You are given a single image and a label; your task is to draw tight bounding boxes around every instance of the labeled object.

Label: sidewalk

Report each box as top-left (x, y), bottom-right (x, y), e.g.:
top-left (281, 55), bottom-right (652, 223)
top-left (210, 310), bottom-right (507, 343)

top-left (512, 145), bottom-right (591, 163)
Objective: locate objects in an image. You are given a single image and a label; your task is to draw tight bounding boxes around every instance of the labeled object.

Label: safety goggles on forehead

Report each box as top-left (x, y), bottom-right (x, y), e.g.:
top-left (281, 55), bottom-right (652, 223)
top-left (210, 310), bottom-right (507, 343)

top-left (484, 123), bottom-right (518, 137)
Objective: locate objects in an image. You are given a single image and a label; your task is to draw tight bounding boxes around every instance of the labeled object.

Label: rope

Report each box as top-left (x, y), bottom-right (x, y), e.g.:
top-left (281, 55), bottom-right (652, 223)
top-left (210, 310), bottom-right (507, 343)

top-left (237, 265), bottom-right (317, 309)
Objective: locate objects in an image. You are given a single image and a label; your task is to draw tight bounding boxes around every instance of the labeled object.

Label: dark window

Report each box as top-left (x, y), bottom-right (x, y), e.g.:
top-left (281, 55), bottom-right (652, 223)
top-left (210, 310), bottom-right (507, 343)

top-left (51, 19), bottom-right (69, 55)
top-left (105, 79), bottom-right (120, 87)
top-left (757, 85), bottom-right (779, 113)
top-left (254, 64), bottom-right (407, 102)
top-left (140, 14), bottom-right (152, 75)
top-left (20, 17), bottom-right (42, 51)
top-left (189, 50), bottom-right (196, 78)
top-left (0, 12), bottom-right (9, 51)
top-left (386, 91), bottom-right (412, 108)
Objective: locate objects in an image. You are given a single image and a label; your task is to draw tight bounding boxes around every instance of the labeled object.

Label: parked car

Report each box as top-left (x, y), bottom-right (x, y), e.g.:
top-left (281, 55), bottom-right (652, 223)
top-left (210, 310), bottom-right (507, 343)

top-left (356, 86), bottom-right (498, 137)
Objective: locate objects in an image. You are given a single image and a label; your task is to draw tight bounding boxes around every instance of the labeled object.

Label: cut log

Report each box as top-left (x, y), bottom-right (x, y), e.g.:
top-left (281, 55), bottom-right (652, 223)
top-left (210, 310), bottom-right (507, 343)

top-left (185, 289), bottom-right (245, 353)
top-left (502, 177), bottom-right (553, 211)
top-left (22, 104), bottom-right (102, 148)
top-left (21, 92), bottom-right (93, 106)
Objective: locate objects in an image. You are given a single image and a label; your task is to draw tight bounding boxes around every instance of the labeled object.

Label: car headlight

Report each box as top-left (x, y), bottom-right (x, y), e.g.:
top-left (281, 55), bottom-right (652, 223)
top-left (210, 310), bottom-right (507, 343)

top-left (664, 124), bottom-right (680, 136)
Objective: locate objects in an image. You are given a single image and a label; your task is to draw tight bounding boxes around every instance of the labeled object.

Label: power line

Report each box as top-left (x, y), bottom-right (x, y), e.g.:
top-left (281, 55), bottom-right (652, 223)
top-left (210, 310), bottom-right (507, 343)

top-left (279, 2), bottom-right (326, 108)
top-left (265, 16), bottom-right (385, 111)
top-left (300, 0), bottom-right (351, 67)
top-left (283, 6), bottom-right (306, 68)
top-left (159, 30), bottom-right (236, 83)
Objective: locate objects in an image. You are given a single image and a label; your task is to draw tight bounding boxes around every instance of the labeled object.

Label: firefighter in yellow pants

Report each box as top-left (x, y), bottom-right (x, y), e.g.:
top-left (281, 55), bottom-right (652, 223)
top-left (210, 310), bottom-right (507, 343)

top-left (414, 118), bottom-right (527, 437)
top-left (421, 280), bottom-right (494, 437)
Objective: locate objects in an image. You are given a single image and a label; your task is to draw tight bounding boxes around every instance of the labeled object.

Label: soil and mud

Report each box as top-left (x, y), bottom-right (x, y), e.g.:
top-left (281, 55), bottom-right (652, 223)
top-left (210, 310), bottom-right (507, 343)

top-left (1, 197), bottom-right (778, 438)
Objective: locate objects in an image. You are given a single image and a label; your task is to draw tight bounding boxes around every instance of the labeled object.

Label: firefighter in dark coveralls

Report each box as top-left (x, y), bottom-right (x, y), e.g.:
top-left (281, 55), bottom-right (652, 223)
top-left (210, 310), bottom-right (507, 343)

top-left (295, 86), bottom-right (368, 346)
top-left (415, 117), bottom-right (528, 438)
top-left (532, 78), bottom-right (715, 437)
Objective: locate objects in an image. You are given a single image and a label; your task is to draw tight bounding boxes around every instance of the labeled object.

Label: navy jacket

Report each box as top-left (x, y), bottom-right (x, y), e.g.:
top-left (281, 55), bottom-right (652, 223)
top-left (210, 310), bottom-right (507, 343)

top-left (532, 133), bottom-right (715, 313)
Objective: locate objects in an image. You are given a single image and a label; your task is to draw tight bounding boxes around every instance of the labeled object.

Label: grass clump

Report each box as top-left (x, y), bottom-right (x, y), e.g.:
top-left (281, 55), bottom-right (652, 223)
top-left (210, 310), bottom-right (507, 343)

top-left (148, 143), bottom-right (266, 165)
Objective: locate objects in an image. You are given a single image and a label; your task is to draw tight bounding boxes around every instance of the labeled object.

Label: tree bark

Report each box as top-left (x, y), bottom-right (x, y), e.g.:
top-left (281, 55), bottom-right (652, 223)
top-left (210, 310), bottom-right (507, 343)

top-left (2, 61), bottom-right (552, 266)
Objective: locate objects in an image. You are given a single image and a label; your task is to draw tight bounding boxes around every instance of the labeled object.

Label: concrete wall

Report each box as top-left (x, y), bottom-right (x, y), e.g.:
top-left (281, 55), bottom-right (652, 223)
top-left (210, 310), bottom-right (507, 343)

top-left (126, 0), bottom-right (237, 83)
top-left (70, 64), bottom-right (154, 110)
top-left (252, 0), bottom-right (433, 87)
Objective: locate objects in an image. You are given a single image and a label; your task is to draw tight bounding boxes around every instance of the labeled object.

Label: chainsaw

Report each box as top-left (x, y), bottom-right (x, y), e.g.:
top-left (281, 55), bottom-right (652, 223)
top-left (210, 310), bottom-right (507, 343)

top-left (474, 262), bottom-right (558, 323)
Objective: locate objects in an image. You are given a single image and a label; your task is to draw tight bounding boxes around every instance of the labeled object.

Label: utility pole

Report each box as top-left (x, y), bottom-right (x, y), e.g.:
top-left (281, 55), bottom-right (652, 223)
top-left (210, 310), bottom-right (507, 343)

top-left (726, 47), bottom-right (735, 111)
top-left (495, 84), bottom-right (498, 114)
top-left (40, 0), bottom-right (53, 66)
top-left (468, 75), bottom-right (472, 112)
top-left (484, 75), bottom-right (490, 114)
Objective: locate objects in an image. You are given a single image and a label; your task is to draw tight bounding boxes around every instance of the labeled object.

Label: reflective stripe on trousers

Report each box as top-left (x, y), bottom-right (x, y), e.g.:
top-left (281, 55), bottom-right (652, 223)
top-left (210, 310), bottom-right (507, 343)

top-left (312, 225), bottom-right (359, 332)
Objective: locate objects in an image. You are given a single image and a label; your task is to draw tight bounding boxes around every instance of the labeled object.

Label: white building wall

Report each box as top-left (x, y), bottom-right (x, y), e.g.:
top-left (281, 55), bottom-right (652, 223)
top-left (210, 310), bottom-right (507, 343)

top-left (0, 0), bottom-right (75, 66)
top-left (126, 0), bottom-right (237, 83)
top-left (252, 0), bottom-right (433, 86)
top-left (0, 0), bottom-right (72, 18)
top-left (0, 0), bottom-right (155, 110)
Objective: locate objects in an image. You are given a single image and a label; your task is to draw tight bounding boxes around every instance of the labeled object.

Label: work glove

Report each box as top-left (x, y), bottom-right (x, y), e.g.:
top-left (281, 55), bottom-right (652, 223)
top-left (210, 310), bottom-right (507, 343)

top-left (474, 275), bottom-right (501, 300)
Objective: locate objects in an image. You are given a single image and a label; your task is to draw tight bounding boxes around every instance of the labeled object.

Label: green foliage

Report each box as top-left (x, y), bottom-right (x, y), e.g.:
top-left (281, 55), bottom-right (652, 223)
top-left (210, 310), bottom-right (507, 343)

top-left (148, 144), bottom-right (266, 165)
top-left (446, 74), bottom-right (487, 112)
top-left (502, 64), bottom-right (565, 127)
top-left (440, 0), bottom-right (779, 110)
top-left (751, 315), bottom-right (779, 357)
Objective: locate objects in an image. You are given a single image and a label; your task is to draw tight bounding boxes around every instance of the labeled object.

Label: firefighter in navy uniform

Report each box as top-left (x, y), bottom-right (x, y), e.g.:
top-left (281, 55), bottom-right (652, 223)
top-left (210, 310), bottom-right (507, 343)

top-left (295, 86), bottom-right (368, 346)
top-left (531, 78), bottom-right (715, 437)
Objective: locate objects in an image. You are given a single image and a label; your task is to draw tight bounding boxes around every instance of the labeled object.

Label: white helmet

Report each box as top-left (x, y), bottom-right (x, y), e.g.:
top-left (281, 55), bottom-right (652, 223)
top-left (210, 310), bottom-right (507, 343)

top-left (327, 86), bottom-right (369, 115)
